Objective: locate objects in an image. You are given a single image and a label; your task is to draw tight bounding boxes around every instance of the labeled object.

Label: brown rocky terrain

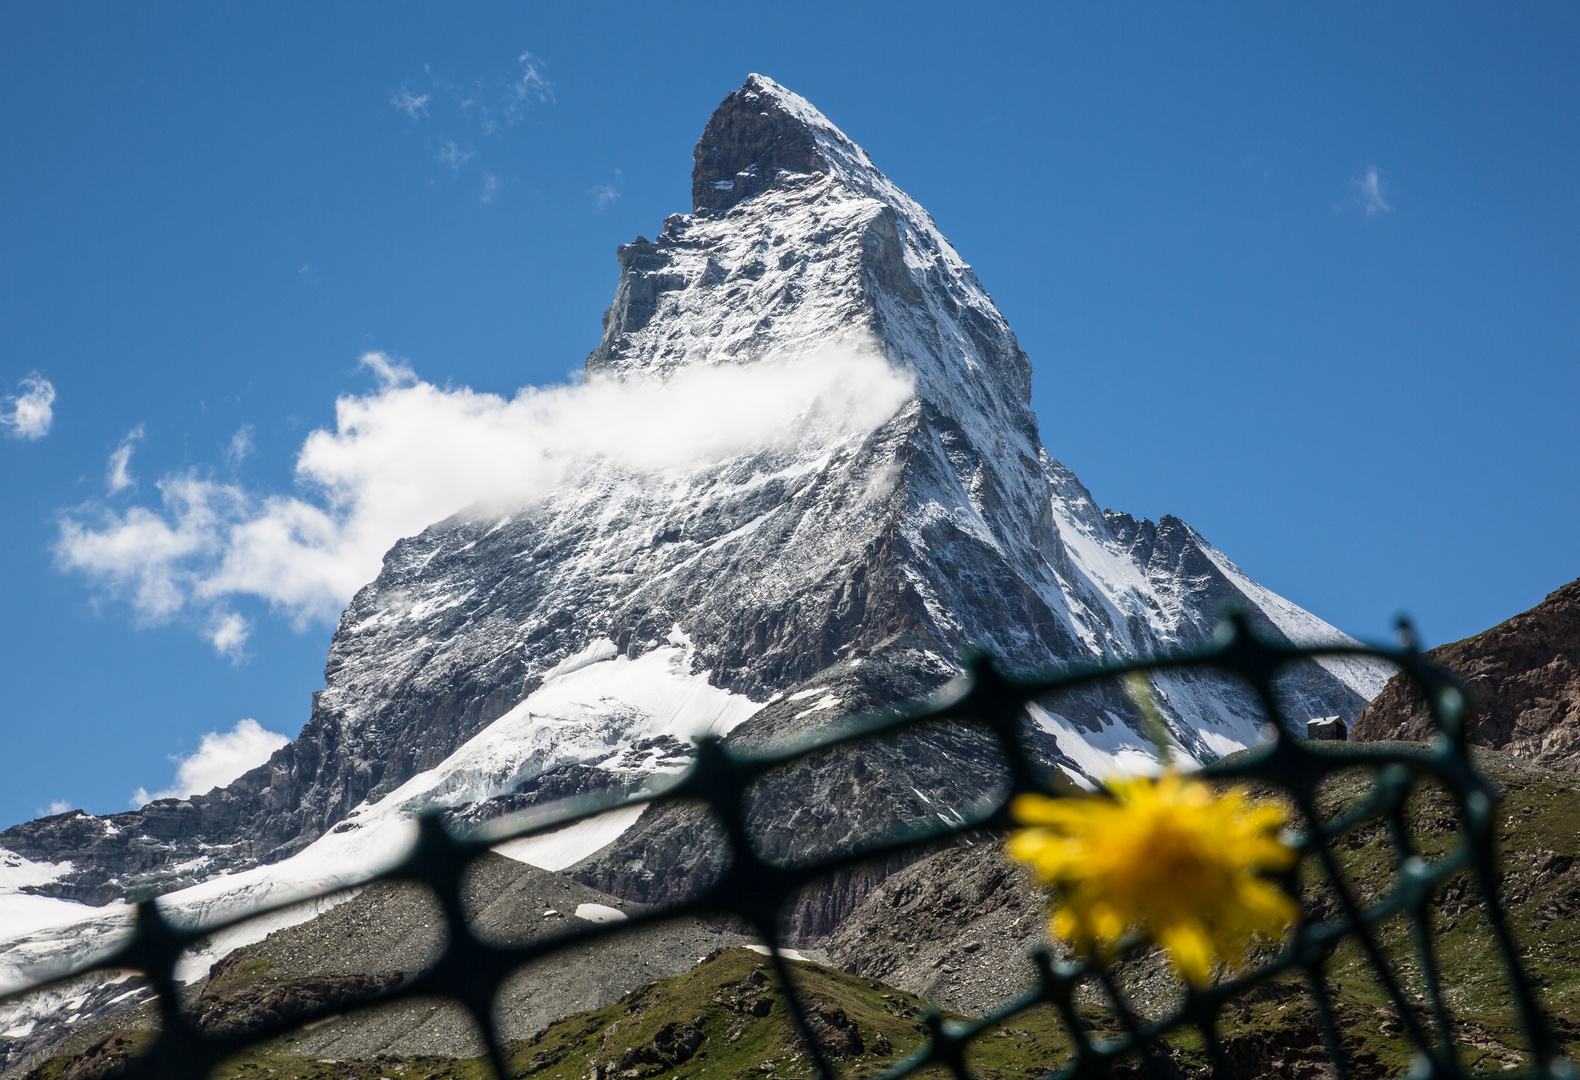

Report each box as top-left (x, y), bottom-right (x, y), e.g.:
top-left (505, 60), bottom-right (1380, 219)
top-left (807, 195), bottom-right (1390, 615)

top-left (1352, 578), bottom-right (1580, 768)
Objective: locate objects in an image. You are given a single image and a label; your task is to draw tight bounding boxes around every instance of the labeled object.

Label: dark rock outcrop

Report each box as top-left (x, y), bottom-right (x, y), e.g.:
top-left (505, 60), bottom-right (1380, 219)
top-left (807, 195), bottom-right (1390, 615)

top-left (25, 1030), bottom-right (149, 1080)
top-left (194, 964), bottom-right (403, 1037)
top-left (692, 74), bottom-right (829, 213)
top-left (823, 840), bottom-right (1047, 1016)
top-left (1353, 578), bottom-right (1580, 769)
top-left (567, 644), bottom-right (1074, 941)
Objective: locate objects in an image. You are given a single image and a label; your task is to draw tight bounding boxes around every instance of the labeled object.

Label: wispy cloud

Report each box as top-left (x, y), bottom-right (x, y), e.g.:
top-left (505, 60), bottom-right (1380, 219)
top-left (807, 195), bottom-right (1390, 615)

top-left (1357, 167), bottom-right (1392, 216)
top-left (390, 88), bottom-right (430, 119)
top-left (394, 51), bottom-right (553, 191)
top-left (506, 52), bottom-right (553, 110)
top-left (414, 52), bottom-right (554, 135)
top-left (478, 52), bottom-right (556, 134)
top-left (227, 424), bottom-right (254, 465)
top-left (590, 184), bottom-right (620, 209)
top-left (57, 346), bottom-right (913, 651)
top-left (131, 718), bottom-right (288, 806)
top-left (2, 373), bottom-right (56, 440)
top-left (437, 139), bottom-right (473, 170)
top-left (106, 425), bottom-right (145, 494)
top-left (1337, 166), bottom-right (1394, 218)
top-left (43, 800), bottom-right (72, 816)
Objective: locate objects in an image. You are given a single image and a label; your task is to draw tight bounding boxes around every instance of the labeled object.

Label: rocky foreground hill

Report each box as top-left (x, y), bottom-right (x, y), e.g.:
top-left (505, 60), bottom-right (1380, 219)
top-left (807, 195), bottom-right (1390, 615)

top-left (18, 742), bottom-right (1580, 1080)
top-left (1354, 577), bottom-right (1580, 768)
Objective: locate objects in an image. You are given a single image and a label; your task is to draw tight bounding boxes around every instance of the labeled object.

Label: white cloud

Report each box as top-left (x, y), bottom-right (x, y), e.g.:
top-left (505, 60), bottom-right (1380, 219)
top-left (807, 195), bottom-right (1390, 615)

top-left (362, 350), bottom-right (415, 388)
top-left (590, 184), bottom-right (619, 209)
top-left (391, 88), bottom-right (430, 119)
top-left (507, 52), bottom-right (553, 112)
top-left (106, 425), bottom-right (145, 494)
top-left (227, 424), bottom-right (254, 464)
top-left (209, 611), bottom-right (251, 660)
top-left (2, 373), bottom-right (56, 440)
top-left (437, 139), bottom-right (473, 170)
top-left (44, 800), bottom-right (72, 816)
top-left (1358, 167), bottom-right (1392, 216)
top-left (131, 718), bottom-right (289, 806)
top-left (1339, 166), bottom-right (1393, 218)
top-left (397, 51), bottom-right (552, 169)
top-left (57, 346), bottom-right (913, 648)
top-left (480, 173), bottom-right (500, 204)
top-left (60, 475), bottom-right (240, 621)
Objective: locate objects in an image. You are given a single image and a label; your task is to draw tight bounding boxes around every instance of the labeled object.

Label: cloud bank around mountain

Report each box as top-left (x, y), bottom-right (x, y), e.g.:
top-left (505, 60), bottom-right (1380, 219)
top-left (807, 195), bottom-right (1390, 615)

top-left (131, 718), bottom-right (290, 807)
top-left (57, 346), bottom-right (913, 656)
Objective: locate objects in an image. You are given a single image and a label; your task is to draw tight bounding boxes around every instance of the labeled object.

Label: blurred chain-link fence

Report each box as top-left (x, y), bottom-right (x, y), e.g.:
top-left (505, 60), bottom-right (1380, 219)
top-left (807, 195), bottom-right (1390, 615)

top-left (1, 613), bottom-right (1567, 1080)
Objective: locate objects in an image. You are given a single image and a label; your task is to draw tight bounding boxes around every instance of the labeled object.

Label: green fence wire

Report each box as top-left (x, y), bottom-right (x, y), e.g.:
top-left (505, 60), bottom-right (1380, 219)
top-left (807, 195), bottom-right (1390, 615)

top-left (0, 612), bottom-right (1568, 1080)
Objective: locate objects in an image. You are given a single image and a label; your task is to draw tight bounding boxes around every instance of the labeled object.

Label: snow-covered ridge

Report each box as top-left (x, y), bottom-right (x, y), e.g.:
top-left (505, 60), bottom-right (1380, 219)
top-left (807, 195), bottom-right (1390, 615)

top-left (1193, 536), bottom-right (1393, 699)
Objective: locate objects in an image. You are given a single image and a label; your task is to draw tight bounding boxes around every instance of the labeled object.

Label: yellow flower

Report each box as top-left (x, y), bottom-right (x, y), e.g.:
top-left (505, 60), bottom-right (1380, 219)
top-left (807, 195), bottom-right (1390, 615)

top-left (1006, 770), bottom-right (1298, 986)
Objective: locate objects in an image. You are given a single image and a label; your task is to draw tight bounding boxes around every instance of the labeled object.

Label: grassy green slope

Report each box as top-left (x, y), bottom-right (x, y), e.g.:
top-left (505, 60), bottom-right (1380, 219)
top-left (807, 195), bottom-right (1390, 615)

top-left (28, 949), bottom-right (1089, 1080)
top-left (1100, 743), bottom-right (1580, 1077)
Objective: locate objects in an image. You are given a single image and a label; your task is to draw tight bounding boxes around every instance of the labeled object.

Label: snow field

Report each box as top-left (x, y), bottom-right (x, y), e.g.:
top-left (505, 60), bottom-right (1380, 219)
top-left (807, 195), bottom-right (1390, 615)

top-left (1, 636), bottom-right (758, 990)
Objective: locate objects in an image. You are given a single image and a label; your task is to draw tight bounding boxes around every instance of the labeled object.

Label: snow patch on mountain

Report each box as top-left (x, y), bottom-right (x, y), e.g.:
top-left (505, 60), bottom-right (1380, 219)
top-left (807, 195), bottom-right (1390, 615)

top-left (495, 803), bottom-right (648, 872)
top-left (0, 897), bottom-right (132, 995)
top-left (0, 849), bottom-right (121, 954)
top-left (2, 634), bottom-right (755, 991)
top-left (156, 637), bottom-right (743, 968)
top-left (1030, 705), bottom-right (1161, 784)
top-left (363, 632), bottom-right (756, 819)
top-left (0, 848), bottom-right (131, 993)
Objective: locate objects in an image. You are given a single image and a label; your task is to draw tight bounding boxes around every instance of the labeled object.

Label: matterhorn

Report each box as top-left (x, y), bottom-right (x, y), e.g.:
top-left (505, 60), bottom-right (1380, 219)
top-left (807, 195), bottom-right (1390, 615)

top-left (0, 75), bottom-right (1387, 1069)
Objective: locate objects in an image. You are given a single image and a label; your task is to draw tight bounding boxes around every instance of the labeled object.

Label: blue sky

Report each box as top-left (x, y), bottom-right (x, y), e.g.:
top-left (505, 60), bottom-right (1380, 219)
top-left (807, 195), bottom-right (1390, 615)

top-left (1, 3), bottom-right (1576, 827)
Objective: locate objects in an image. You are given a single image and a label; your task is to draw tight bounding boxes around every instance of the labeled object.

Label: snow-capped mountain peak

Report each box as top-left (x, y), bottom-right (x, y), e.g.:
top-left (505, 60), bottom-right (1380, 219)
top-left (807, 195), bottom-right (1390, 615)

top-left (1, 77), bottom-right (1391, 1025)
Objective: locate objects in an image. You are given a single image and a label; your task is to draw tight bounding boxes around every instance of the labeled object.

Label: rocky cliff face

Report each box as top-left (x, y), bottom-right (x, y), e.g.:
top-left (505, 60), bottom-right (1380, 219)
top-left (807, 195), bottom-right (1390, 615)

top-left (1353, 578), bottom-right (1580, 768)
top-left (1, 76), bottom-right (1388, 979)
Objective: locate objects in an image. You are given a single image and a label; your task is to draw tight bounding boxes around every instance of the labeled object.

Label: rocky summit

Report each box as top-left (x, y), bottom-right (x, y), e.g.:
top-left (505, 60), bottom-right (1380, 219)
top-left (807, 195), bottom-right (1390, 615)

top-left (0, 76), bottom-right (1392, 1066)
